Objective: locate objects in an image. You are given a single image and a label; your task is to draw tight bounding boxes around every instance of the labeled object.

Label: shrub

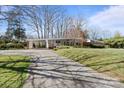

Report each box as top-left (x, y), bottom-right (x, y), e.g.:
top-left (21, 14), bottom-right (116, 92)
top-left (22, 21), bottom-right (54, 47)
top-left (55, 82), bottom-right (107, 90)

top-left (0, 40), bottom-right (5, 44)
top-left (53, 48), bottom-right (58, 51)
top-left (6, 43), bottom-right (15, 49)
top-left (0, 44), bottom-right (7, 50)
top-left (104, 37), bottom-right (124, 48)
top-left (90, 44), bottom-right (105, 48)
top-left (15, 43), bottom-right (25, 49)
top-left (53, 46), bottom-right (71, 51)
top-left (0, 38), bottom-right (28, 50)
top-left (0, 42), bottom-right (25, 50)
top-left (21, 42), bottom-right (28, 47)
top-left (56, 46), bottom-right (70, 49)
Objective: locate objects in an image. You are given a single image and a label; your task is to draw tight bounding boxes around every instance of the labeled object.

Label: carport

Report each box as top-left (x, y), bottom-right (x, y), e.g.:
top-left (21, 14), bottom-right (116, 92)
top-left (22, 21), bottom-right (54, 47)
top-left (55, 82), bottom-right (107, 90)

top-left (26, 38), bottom-right (84, 49)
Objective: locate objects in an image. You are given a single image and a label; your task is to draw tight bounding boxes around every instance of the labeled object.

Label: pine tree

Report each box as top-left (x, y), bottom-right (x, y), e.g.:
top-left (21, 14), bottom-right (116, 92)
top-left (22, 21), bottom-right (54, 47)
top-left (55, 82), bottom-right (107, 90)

top-left (6, 7), bottom-right (26, 40)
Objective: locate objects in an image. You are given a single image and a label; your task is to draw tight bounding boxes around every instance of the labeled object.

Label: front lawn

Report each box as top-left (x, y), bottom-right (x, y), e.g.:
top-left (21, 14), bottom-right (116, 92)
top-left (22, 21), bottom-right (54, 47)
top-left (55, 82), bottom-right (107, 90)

top-left (0, 55), bottom-right (31, 88)
top-left (56, 48), bottom-right (124, 82)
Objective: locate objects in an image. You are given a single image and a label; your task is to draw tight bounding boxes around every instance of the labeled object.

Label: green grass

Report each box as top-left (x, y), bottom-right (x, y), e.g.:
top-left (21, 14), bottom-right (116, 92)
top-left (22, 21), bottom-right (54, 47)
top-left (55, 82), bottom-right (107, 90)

top-left (56, 48), bottom-right (124, 82)
top-left (0, 55), bottom-right (31, 88)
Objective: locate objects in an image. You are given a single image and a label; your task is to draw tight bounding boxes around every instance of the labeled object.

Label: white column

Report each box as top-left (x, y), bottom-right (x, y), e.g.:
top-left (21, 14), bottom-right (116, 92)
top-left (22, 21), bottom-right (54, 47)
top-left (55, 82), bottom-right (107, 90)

top-left (29, 41), bottom-right (33, 49)
top-left (46, 39), bottom-right (49, 48)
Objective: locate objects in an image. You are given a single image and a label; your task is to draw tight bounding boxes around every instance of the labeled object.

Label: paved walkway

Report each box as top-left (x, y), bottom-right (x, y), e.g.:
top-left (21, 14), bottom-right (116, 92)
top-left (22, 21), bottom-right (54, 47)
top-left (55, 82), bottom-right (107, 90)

top-left (0, 49), bottom-right (124, 88)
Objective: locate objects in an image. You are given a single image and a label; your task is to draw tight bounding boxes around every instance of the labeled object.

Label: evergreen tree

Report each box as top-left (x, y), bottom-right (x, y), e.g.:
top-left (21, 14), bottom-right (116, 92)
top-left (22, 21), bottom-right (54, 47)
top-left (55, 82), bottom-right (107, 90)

top-left (5, 7), bottom-right (26, 40)
top-left (14, 27), bottom-right (26, 40)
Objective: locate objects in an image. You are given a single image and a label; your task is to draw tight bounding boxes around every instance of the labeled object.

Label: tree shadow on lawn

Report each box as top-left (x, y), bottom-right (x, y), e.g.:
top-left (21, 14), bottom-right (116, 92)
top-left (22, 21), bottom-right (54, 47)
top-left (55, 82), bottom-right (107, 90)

top-left (0, 55), bottom-right (124, 88)
top-left (0, 56), bottom-right (32, 88)
top-left (64, 54), bottom-right (124, 81)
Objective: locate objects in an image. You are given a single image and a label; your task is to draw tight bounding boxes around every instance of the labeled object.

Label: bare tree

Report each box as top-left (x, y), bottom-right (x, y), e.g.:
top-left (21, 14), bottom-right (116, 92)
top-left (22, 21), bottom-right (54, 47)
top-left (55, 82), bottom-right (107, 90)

top-left (0, 5), bottom-right (89, 40)
top-left (21, 6), bottom-right (42, 39)
top-left (63, 16), bottom-right (87, 39)
top-left (23, 6), bottom-right (64, 39)
top-left (88, 27), bottom-right (101, 40)
top-left (42, 6), bottom-right (63, 38)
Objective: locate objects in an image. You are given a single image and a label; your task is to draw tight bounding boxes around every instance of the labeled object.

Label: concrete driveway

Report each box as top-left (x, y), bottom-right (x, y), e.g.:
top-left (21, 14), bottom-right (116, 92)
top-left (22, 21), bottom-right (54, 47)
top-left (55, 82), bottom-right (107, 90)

top-left (0, 49), bottom-right (124, 88)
